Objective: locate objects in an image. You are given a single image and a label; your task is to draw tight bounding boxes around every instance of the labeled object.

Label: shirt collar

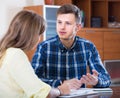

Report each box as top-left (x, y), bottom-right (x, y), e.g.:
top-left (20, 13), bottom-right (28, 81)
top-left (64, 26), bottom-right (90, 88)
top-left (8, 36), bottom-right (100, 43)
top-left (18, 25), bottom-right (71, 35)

top-left (57, 36), bottom-right (80, 52)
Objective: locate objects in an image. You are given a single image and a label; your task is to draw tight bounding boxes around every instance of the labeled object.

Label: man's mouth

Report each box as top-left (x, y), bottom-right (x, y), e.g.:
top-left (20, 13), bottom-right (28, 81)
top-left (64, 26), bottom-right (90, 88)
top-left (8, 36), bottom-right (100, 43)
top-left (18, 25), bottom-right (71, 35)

top-left (59, 31), bottom-right (66, 35)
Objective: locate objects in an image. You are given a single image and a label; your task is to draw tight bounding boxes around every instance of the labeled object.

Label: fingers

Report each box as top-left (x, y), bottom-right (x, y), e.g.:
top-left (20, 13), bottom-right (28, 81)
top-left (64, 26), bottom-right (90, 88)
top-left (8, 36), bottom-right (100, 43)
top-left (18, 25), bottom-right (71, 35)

top-left (81, 74), bottom-right (92, 85)
top-left (63, 78), bottom-right (82, 90)
top-left (80, 70), bottom-right (99, 86)
top-left (58, 83), bottom-right (71, 95)
top-left (92, 69), bottom-right (98, 76)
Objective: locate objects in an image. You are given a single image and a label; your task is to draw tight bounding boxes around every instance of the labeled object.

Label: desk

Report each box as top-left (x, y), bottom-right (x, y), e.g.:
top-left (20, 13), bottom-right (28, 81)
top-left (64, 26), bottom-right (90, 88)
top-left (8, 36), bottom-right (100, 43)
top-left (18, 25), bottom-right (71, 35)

top-left (110, 85), bottom-right (120, 98)
top-left (81, 86), bottom-right (120, 98)
top-left (59, 85), bottom-right (120, 98)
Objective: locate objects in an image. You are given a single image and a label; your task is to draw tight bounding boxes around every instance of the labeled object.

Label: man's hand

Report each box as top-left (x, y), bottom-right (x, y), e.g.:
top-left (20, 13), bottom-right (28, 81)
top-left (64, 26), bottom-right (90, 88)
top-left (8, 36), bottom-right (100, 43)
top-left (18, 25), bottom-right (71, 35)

top-left (80, 69), bottom-right (99, 86)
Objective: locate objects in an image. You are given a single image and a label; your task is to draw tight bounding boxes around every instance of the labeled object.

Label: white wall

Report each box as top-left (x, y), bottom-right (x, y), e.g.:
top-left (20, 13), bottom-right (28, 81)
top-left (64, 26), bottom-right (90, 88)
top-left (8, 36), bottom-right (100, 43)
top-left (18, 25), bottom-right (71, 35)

top-left (0, 0), bottom-right (44, 39)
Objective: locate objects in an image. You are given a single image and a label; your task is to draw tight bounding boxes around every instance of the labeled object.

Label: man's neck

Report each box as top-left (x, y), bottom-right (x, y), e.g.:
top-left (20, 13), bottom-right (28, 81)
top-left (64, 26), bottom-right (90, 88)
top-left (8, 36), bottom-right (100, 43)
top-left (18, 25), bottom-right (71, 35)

top-left (60, 38), bottom-right (75, 49)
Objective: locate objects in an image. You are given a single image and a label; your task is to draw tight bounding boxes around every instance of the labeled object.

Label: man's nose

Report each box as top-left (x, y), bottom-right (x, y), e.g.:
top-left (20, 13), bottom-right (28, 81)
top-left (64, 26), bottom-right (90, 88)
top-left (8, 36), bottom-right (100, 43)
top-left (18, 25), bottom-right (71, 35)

top-left (61, 23), bottom-right (65, 29)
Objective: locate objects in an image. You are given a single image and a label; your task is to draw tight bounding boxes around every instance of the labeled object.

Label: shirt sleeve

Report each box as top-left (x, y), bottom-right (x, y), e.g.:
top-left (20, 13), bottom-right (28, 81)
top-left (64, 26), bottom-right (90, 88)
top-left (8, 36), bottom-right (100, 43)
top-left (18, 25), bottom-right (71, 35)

top-left (88, 44), bottom-right (111, 88)
top-left (32, 45), bottom-right (62, 87)
top-left (7, 48), bottom-right (51, 98)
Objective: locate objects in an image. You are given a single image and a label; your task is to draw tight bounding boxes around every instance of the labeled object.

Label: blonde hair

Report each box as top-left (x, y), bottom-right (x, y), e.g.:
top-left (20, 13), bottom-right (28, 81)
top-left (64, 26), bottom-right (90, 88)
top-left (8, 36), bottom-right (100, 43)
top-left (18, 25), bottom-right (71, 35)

top-left (0, 10), bottom-right (45, 58)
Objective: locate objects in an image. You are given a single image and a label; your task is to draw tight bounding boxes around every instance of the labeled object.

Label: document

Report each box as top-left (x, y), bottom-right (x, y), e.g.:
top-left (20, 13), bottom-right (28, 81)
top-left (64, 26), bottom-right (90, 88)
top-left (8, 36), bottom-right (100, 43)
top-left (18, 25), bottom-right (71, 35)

top-left (58, 88), bottom-right (113, 98)
top-left (59, 88), bottom-right (97, 98)
top-left (91, 88), bottom-right (113, 93)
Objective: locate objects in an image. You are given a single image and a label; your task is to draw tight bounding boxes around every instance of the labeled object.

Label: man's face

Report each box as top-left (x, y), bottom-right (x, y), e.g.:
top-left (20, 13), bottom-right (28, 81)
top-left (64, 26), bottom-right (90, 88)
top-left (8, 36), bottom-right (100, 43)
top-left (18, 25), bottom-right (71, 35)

top-left (56, 13), bottom-right (80, 40)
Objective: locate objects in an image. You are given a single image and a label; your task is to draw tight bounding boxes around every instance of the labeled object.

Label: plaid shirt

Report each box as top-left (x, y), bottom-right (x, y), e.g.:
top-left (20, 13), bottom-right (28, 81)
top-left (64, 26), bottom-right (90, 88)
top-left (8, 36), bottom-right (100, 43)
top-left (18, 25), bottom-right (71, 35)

top-left (32, 35), bottom-right (111, 88)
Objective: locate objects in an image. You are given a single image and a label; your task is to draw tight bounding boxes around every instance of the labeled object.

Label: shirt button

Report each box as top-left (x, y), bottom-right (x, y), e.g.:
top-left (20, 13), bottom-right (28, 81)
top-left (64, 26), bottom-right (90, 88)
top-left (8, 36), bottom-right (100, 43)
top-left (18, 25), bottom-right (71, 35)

top-left (61, 50), bottom-right (64, 52)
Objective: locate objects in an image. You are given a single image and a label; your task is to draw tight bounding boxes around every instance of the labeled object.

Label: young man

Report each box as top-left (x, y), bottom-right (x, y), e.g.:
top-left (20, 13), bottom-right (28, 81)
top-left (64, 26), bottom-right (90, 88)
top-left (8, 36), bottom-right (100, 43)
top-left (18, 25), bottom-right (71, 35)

top-left (32, 4), bottom-right (111, 90)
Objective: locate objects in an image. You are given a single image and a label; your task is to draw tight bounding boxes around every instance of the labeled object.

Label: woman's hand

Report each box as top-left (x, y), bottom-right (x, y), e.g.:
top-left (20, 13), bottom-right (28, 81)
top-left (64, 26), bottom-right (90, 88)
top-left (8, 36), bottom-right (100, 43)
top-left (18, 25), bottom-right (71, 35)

top-left (58, 78), bottom-right (82, 96)
top-left (63, 78), bottom-right (82, 90)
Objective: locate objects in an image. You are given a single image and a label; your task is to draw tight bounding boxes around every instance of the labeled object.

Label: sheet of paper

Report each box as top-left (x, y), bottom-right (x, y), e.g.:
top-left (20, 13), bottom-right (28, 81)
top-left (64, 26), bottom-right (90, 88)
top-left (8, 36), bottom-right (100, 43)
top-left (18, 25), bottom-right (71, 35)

top-left (91, 88), bottom-right (113, 93)
top-left (58, 88), bottom-right (97, 98)
top-left (58, 88), bottom-right (113, 98)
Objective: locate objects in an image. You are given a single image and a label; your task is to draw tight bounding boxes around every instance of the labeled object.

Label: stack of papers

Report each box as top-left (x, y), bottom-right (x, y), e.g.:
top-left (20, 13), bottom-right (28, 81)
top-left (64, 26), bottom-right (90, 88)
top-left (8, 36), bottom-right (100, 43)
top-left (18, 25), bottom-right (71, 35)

top-left (58, 88), bottom-right (113, 98)
top-left (91, 88), bottom-right (113, 93)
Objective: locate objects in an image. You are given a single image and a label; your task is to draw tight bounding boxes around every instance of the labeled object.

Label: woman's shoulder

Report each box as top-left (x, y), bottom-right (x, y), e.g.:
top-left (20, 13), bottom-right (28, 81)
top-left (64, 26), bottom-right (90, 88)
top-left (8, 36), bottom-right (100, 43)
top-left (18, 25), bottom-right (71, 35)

top-left (6, 47), bottom-right (23, 54)
top-left (4, 48), bottom-right (29, 67)
top-left (6, 48), bottom-right (27, 59)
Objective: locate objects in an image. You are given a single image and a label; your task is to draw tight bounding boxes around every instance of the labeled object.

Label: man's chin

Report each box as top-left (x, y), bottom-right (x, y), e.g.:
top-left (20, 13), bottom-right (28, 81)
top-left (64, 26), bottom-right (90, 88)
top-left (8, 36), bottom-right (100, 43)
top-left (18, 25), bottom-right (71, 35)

top-left (60, 37), bottom-right (69, 40)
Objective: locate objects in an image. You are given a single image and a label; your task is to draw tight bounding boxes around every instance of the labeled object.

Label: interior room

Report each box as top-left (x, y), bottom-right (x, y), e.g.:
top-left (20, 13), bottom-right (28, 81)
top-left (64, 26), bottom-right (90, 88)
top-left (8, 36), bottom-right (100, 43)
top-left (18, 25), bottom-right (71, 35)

top-left (0, 0), bottom-right (120, 97)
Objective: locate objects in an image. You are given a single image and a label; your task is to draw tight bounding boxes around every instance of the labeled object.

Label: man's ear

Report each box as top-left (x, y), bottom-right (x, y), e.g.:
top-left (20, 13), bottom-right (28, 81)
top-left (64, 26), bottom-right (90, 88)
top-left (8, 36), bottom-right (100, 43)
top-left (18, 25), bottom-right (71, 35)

top-left (76, 24), bottom-right (81, 32)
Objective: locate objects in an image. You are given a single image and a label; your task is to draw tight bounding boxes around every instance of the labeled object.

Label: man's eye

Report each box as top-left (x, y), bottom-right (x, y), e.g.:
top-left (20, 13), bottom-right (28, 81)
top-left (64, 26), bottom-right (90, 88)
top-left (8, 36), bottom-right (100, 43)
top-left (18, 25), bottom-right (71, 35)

top-left (57, 21), bottom-right (62, 24)
top-left (66, 22), bottom-right (71, 25)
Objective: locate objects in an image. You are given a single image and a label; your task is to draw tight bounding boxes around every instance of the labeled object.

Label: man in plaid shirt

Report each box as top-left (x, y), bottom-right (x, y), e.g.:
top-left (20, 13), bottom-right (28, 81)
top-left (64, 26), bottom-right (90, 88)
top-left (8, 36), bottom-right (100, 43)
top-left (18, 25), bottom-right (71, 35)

top-left (32, 4), bottom-right (111, 89)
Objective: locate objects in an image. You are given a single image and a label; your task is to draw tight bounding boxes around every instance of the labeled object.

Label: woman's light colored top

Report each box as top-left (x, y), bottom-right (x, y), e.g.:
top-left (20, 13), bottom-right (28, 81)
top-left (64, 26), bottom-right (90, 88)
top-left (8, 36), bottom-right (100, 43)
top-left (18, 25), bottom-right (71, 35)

top-left (0, 48), bottom-right (51, 98)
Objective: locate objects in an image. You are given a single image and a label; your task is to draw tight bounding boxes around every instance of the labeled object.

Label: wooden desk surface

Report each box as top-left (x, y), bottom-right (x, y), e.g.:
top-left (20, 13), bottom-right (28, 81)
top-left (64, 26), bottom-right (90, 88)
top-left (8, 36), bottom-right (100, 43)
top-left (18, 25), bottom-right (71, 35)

top-left (110, 85), bottom-right (120, 98)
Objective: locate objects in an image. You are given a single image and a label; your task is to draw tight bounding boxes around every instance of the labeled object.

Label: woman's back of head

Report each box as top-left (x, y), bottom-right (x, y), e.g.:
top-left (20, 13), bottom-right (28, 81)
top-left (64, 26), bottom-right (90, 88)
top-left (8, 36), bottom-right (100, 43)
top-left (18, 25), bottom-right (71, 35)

top-left (0, 10), bottom-right (46, 58)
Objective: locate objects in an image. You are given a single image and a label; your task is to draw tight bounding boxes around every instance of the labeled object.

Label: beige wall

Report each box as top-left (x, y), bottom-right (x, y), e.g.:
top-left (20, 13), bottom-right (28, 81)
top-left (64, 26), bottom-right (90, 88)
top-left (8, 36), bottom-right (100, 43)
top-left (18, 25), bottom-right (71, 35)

top-left (0, 0), bottom-right (44, 40)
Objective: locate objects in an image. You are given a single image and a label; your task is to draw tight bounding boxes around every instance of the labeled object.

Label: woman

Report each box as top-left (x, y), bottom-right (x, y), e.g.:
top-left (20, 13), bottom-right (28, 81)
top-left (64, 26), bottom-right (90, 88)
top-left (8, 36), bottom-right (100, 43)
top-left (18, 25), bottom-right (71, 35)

top-left (0, 10), bottom-right (70, 98)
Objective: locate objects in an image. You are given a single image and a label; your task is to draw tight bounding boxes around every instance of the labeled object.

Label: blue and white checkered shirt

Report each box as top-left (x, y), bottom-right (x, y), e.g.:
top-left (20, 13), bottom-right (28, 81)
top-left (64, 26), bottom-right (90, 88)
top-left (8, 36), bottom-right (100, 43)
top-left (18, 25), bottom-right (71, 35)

top-left (32, 35), bottom-right (111, 88)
